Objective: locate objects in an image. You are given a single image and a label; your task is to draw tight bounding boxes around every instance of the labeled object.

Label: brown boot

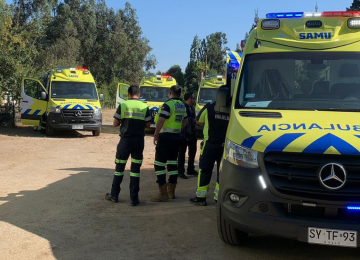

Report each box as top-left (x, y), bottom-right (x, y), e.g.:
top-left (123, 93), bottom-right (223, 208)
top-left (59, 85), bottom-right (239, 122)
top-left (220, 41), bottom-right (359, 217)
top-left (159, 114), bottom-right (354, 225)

top-left (167, 183), bottom-right (177, 199)
top-left (151, 183), bottom-right (169, 202)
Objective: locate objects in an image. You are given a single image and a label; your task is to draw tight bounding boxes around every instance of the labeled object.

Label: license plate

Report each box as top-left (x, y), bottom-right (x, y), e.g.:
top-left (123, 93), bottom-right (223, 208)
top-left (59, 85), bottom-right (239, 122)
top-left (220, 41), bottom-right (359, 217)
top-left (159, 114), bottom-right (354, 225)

top-left (72, 125), bottom-right (83, 130)
top-left (150, 124), bottom-right (156, 128)
top-left (308, 227), bottom-right (357, 247)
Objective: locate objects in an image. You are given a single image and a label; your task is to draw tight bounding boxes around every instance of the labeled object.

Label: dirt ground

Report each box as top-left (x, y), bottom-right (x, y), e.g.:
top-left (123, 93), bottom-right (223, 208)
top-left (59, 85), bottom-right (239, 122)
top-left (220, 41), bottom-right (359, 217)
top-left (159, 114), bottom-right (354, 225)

top-left (0, 109), bottom-right (359, 260)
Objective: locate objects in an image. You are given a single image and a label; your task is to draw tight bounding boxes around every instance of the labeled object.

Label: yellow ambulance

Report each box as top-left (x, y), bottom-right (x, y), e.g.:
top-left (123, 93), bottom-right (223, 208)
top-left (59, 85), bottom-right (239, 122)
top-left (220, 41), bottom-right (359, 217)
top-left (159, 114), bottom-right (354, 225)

top-left (139, 74), bottom-right (176, 128)
top-left (20, 67), bottom-right (103, 136)
top-left (195, 75), bottom-right (226, 115)
top-left (217, 11), bottom-right (360, 248)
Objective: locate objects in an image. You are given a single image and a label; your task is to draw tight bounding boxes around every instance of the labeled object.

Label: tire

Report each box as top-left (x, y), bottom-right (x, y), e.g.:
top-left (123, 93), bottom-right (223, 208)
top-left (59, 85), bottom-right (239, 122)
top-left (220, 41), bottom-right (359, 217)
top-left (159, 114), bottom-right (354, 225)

top-left (46, 120), bottom-right (54, 136)
top-left (92, 128), bottom-right (101, 136)
top-left (217, 203), bottom-right (249, 246)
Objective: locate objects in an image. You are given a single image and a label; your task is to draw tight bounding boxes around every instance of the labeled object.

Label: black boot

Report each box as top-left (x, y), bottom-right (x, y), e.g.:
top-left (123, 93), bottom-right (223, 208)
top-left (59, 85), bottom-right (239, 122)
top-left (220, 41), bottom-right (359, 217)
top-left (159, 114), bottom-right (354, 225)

top-left (190, 196), bottom-right (207, 206)
top-left (130, 199), bottom-right (140, 206)
top-left (178, 172), bottom-right (188, 179)
top-left (105, 193), bottom-right (118, 203)
top-left (187, 169), bottom-right (198, 176)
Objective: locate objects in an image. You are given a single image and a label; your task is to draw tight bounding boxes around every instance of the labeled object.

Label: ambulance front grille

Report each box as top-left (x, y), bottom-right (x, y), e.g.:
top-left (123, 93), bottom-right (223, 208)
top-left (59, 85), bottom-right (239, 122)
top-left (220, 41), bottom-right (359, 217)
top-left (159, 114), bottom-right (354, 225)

top-left (264, 152), bottom-right (360, 201)
top-left (62, 109), bottom-right (93, 119)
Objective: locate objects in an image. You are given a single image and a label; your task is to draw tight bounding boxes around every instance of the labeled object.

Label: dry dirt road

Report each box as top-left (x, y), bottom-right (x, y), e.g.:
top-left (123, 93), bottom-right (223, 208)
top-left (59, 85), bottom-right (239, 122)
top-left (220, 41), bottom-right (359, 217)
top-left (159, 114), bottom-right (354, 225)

top-left (0, 109), bottom-right (359, 260)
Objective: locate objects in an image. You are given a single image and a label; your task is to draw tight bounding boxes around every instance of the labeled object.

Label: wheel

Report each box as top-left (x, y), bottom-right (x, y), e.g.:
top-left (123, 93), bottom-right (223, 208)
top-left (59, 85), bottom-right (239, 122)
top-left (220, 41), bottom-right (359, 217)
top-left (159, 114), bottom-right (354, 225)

top-left (92, 128), bottom-right (101, 136)
top-left (46, 120), bottom-right (54, 136)
top-left (217, 203), bottom-right (249, 246)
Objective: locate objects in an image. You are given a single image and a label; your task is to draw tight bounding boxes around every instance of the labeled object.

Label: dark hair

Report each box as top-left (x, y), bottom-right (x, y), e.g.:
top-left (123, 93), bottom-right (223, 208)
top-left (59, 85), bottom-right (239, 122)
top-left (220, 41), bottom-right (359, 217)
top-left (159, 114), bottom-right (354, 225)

top-left (170, 85), bottom-right (182, 97)
top-left (128, 85), bottom-right (140, 96)
top-left (184, 92), bottom-right (194, 101)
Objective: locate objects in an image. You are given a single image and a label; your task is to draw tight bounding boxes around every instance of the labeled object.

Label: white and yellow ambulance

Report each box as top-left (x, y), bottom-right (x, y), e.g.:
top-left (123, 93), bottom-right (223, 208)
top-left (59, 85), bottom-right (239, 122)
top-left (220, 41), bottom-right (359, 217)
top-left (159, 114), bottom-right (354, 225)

top-left (139, 74), bottom-right (176, 128)
top-left (195, 75), bottom-right (226, 115)
top-left (20, 67), bottom-right (104, 136)
top-left (217, 11), bottom-right (360, 248)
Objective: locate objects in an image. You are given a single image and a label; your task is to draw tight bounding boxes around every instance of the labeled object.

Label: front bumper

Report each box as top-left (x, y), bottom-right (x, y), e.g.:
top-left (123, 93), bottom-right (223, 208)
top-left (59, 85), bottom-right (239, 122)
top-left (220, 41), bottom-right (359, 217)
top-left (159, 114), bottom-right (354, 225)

top-left (47, 112), bottom-right (102, 131)
top-left (220, 159), bottom-right (360, 246)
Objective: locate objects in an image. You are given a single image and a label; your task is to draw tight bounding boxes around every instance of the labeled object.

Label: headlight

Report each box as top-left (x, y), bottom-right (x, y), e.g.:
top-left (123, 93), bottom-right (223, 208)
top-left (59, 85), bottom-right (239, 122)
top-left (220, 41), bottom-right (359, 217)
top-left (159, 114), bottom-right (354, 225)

top-left (225, 139), bottom-right (259, 168)
top-left (50, 107), bottom-right (61, 113)
top-left (94, 108), bottom-right (102, 114)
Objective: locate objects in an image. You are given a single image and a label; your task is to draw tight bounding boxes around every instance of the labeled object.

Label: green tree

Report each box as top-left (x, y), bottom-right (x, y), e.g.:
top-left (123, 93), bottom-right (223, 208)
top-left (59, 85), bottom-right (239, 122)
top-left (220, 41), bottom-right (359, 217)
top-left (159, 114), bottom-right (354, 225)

top-left (205, 32), bottom-right (228, 74)
top-left (234, 43), bottom-right (241, 52)
top-left (1, 0), bottom-right (156, 103)
top-left (0, 0), bottom-right (46, 98)
top-left (348, 0), bottom-right (360, 10)
top-left (184, 61), bottom-right (198, 94)
top-left (166, 65), bottom-right (184, 87)
top-left (184, 32), bottom-right (228, 93)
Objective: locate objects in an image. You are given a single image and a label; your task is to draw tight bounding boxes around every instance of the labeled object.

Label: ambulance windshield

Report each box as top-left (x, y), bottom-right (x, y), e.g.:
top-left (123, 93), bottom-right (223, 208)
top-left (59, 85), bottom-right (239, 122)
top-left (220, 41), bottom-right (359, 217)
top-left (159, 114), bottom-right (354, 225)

top-left (198, 88), bottom-right (218, 104)
top-left (140, 87), bottom-right (169, 102)
top-left (51, 82), bottom-right (98, 100)
top-left (237, 52), bottom-right (360, 111)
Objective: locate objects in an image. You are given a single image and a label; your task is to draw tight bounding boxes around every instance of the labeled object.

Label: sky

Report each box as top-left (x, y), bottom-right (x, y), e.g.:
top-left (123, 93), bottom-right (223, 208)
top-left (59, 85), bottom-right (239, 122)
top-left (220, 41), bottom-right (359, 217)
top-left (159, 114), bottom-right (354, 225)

top-left (6, 0), bottom-right (351, 73)
top-left (108, 0), bottom-right (348, 73)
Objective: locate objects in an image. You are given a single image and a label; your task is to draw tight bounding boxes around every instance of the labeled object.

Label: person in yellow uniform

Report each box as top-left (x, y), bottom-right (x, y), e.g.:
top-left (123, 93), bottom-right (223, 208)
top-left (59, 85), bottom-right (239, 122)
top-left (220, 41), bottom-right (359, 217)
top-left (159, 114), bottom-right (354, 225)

top-left (105, 85), bottom-right (151, 206)
top-left (151, 85), bottom-right (188, 202)
top-left (190, 86), bottom-right (230, 206)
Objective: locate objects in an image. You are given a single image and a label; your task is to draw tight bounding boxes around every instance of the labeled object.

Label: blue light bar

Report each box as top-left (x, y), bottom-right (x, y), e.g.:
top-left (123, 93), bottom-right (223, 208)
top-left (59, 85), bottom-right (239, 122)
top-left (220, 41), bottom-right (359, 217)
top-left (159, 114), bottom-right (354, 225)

top-left (266, 12), bottom-right (304, 19)
top-left (347, 206), bottom-right (360, 211)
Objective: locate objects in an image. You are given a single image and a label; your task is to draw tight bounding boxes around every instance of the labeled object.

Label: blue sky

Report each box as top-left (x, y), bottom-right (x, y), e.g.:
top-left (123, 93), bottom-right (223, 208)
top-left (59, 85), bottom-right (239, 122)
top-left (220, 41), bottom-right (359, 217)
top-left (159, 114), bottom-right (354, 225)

top-left (108, 0), bottom-right (348, 73)
top-left (6, 0), bottom-right (351, 72)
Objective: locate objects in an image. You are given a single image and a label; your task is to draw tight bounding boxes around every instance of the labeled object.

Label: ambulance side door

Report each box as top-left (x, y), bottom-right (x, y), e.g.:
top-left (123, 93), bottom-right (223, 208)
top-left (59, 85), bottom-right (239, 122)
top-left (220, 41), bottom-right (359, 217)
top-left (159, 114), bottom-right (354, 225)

top-left (20, 78), bottom-right (48, 126)
top-left (116, 83), bottom-right (129, 106)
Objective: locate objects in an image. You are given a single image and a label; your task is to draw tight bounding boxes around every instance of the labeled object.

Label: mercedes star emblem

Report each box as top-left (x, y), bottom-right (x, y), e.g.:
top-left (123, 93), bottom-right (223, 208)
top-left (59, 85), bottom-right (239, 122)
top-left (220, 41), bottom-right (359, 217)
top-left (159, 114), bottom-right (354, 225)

top-left (75, 110), bottom-right (82, 117)
top-left (318, 163), bottom-right (347, 190)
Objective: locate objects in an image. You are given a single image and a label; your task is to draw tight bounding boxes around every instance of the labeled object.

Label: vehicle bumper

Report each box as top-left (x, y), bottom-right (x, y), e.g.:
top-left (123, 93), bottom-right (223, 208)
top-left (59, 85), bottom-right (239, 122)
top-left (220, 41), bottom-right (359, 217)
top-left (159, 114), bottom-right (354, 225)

top-left (47, 112), bottom-right (102, 131)
top-left (219, 160), bottom-right (360, 246)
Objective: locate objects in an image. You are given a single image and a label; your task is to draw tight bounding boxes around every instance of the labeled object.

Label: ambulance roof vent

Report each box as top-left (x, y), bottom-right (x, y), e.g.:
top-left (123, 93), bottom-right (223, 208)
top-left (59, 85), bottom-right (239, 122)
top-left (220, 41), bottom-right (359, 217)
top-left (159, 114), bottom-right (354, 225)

top-left (239, 111), bottom-right (282, 118)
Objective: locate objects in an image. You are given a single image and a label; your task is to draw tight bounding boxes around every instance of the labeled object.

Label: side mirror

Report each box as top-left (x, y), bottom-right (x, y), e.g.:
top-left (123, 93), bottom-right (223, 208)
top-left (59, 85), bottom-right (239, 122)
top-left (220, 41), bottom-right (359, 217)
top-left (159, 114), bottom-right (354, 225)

top-left (214, 87), bottom-right (230, 113)
top-left (99, 94), bottom-right (104, 101)
top-left (40, 91), bottom-right (47, 100)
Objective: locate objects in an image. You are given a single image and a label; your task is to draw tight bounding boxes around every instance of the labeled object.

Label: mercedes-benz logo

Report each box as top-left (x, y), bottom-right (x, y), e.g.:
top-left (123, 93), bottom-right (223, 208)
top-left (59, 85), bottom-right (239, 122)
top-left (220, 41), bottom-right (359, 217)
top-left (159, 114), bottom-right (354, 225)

top-left (151, 110), bottom-right (158, 118)
top-left (75, 110), bottom-right (82, 117)
top-left (318, 163), bottom-right (347, 190)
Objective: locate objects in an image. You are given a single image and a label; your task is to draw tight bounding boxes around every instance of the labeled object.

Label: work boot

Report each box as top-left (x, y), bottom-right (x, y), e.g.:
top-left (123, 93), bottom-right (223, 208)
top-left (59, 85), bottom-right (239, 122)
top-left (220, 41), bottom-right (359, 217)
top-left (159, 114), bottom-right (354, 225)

top-left (151, 184), bottom-right (169, 202)
top-left (189, 196), bottom-right (207, 206)
top-left (167, 183), bottom-right (177, 199)
top-left (178, 172), bottom-right (188, 179)
top-left (187, 169), bottom-right (198, 176)
top-left (130, 199), bottom-right (140, 206)
top-left (105, 193), bottom-right (118, 203)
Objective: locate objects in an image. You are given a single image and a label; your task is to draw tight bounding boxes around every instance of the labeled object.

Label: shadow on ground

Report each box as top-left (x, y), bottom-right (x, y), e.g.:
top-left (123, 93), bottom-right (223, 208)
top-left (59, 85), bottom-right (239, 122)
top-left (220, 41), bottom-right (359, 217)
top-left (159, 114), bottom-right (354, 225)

top-left (0, 126), bottom-right (97, 138)
top-left (0, 167), bottom-right (358, 260)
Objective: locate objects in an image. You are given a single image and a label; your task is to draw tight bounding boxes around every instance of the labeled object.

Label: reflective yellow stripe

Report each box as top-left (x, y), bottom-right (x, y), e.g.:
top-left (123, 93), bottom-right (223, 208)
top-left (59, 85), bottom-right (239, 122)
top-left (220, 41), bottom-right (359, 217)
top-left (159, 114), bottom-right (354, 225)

top-left (168, 171), bottom-right (178, 175)
top-left (214, 182), bottom-right (219, 200)
top-left (131, 158), bottom-right (142, 164)
top-left (130, 172), bottom-right (140, 177)
top-left (114, 171), bottom-right (124, 176)
top-left (155, 161), bottom-right (167, 166)
top-left (167, 160), bottom-right (177, 165)
top-left (200, 140), bottom-right (207, 155)
top-left (115, 159), bottom-right (127, 164)
top-left (155, 170), bottom-right (167, 175)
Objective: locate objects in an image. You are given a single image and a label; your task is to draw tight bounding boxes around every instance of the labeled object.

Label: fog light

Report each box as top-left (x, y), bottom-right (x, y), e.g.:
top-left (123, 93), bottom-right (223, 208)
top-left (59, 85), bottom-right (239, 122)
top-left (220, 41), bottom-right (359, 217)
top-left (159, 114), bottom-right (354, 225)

top-left (229, 194), bottom-right (240, 203)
